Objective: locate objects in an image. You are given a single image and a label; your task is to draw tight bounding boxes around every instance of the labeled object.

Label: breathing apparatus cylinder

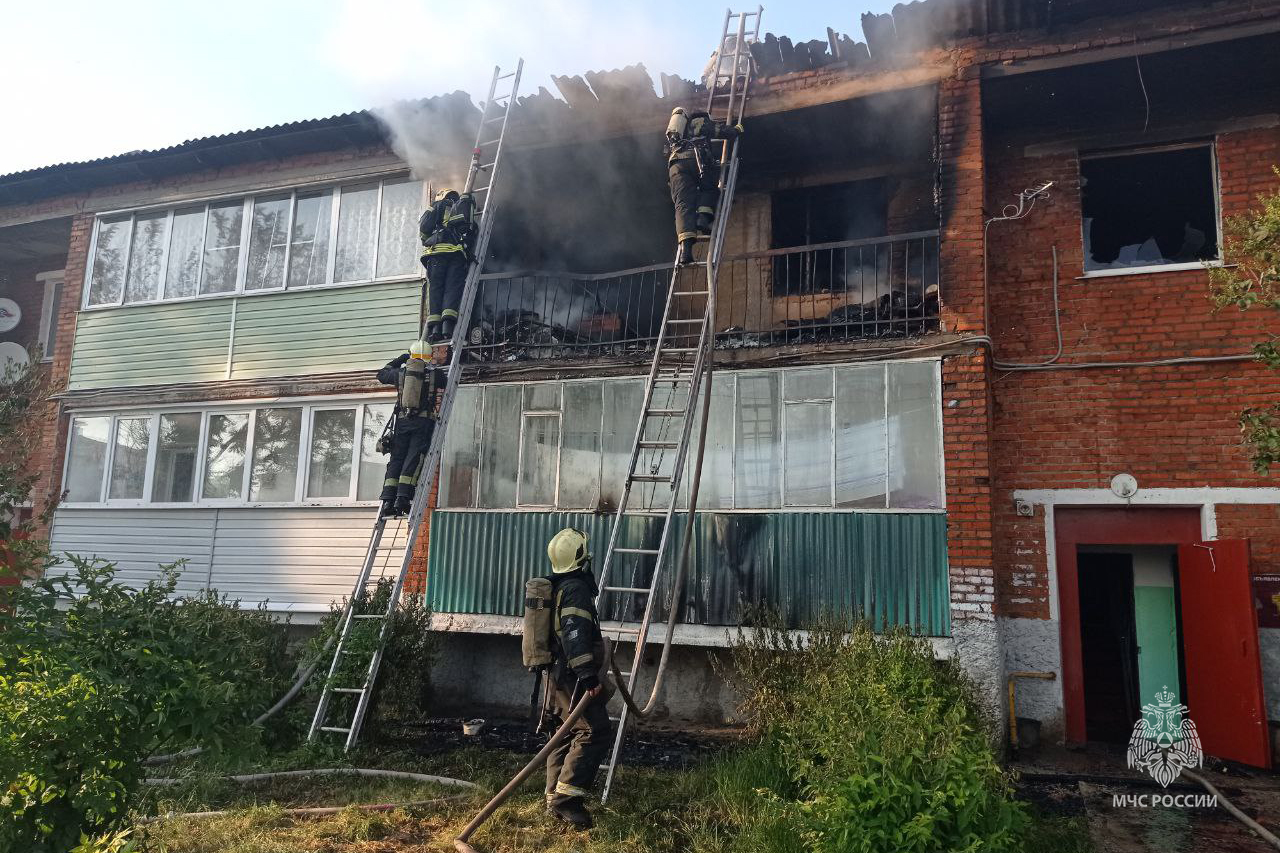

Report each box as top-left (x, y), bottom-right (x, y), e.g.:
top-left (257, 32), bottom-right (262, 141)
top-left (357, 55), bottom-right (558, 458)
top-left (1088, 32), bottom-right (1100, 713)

top-left (522, 577), bottom-right (554, 670)
top-left (666, 107), bottom-right (688, 142)
top-left (401, 356), bottom-right (426, 413)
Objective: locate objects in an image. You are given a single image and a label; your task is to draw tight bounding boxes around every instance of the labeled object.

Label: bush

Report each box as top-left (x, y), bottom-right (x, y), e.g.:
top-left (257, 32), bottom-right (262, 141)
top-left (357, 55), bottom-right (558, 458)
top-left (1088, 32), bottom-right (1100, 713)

top-left (0, 557), bottom-right (294, 852)
top-left (306, 578), bottom-right (437, 739)
top-left (722, 614), bottom-right (1028, 853)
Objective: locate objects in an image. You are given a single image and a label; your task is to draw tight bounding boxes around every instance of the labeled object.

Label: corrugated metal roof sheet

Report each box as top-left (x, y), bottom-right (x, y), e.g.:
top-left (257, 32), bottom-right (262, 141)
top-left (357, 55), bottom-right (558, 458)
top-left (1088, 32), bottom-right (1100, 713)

top-left (426, 509), bottom-right (951, 636)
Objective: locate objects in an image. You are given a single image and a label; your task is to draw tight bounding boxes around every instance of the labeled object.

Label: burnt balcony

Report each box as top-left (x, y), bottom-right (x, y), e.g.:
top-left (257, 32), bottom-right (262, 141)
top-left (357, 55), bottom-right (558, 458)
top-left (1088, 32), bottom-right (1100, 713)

top-left (463, 231), bottom-right (940, 363)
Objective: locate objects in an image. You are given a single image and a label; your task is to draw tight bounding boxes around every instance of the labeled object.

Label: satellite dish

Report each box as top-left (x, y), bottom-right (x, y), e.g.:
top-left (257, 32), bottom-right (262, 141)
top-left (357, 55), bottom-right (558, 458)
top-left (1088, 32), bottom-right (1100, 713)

top-left (0, 298), bottom-right (20, 333)
top-left (1110, 473), bottom-right (1138, 499)
top-left (0, 342), bottom-right (30, 381)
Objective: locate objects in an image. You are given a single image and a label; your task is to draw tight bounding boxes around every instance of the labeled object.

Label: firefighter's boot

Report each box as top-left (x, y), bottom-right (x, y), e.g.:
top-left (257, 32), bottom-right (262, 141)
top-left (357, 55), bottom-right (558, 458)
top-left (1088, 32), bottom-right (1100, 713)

top-left (381, 498), bottom-right (400, 518)
top-left (426, 320), bottom-right (443, 344)
top-left (394, 494), bottom-right (413, 516)
top-left (676, 238), bottom-right (695, 266)
top-left (549, 797), bottom-right (594, 830)
top-left (696, 212), bottom-right (714, 234)
top-left (440, 316), bottom-right (456, 342)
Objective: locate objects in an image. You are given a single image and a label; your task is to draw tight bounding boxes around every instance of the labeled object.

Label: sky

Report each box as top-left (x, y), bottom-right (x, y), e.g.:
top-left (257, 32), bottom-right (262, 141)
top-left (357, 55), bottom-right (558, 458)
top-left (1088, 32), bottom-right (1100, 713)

top-left (0, 0), bottom-right (898, 176)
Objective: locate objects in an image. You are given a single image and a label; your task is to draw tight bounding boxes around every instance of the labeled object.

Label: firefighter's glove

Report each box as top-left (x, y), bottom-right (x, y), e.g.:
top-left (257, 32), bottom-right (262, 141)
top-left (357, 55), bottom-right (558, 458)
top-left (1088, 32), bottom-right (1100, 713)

top-left (393, 352), bottom-right (411, 366)
top-left (734, 123), bottom-right (745, 135)
top-left (666, 131), bottom-right (681, 145)
top-left (578, 674), bottom-right (599, 692)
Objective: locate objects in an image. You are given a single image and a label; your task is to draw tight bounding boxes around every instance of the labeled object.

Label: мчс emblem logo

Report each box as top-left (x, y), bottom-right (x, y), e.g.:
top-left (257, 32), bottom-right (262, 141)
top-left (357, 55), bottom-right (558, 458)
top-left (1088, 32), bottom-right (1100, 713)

top-left (1126, 686), bottom-right (1202, 788)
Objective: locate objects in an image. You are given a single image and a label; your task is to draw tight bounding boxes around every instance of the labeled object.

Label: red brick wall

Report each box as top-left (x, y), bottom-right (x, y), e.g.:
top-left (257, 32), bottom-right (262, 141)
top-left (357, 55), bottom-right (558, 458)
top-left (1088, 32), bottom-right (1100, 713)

top-left (1217, 505), bottom-right (1280, 577)
top-left (986, 125), bottom-right (1280, 620)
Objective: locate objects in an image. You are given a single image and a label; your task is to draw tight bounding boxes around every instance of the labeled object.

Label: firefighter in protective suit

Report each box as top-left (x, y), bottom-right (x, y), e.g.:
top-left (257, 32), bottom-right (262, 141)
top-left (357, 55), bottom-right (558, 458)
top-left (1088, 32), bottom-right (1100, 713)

top-left (665, 107), bottom-right (742, 265)
top-left (419, 188), bottom-right (476, 343)
top-left (375, 340), bottom-right (447, 517)
top-left (544, 527), bottom-right (612, 830)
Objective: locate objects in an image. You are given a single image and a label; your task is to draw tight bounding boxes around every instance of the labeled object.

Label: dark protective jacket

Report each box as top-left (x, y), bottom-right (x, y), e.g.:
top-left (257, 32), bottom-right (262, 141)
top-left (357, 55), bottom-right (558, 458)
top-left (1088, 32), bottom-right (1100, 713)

top-left (667, 112), bottom-right (740, 165)
top-left (419, 194), bottom-right (476, 259)
top-left (376, 353), bottom-right (447, 418)
top-left (551, 569), bottom-right (605, 682)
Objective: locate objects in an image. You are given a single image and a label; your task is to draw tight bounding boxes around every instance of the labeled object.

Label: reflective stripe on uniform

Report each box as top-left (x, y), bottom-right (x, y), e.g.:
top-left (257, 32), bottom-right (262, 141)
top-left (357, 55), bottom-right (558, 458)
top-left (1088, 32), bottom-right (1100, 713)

top-left (559, 606), bottom-right (595, 623)
top-left (398, 474), bottom-right (417, 485)
top-left (567, 652), bottom-right (593, 669)
top-left (697, 206), bottom-right (715, 214)
top-left (383, 478), bottom-right (398, 487)
top-left (422, 244), bottom-right (464, 256)
top-left (555, 782), bottom-right (588, 798)
top-left (441, 308), bottom-right (459, 318)
top-left (677, 230), bottom-right (699, 241)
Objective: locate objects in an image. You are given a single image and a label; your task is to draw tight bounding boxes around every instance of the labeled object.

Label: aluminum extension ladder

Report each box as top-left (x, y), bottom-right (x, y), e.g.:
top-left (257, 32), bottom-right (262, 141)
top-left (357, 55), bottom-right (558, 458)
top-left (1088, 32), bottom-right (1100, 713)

top-left (594, 7), bottom-right (762, 803)
top-left (308, 60), bottom-right (524, 751)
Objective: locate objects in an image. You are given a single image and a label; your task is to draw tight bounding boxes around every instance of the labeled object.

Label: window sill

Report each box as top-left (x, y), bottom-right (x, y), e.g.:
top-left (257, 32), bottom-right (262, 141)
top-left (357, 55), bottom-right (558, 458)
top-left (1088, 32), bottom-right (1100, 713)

top-left (1076, 261), bottom-right (1223, 280)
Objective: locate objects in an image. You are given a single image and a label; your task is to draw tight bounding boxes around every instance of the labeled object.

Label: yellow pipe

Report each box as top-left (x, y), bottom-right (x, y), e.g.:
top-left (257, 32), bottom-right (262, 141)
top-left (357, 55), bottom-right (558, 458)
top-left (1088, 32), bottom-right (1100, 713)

top-left (1007, 670), bottom-right (1056, 749)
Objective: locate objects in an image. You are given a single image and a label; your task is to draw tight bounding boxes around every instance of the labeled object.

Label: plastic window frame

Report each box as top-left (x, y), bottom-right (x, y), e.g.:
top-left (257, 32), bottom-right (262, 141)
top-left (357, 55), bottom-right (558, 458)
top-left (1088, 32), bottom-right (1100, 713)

top-left (80, 175), bottom-right (427, 311)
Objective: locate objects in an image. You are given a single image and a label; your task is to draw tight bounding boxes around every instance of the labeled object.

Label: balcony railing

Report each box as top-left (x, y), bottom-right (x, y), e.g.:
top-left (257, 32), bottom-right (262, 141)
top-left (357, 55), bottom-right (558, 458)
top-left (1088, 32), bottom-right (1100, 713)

top-left (463, 231), bottom-right (939, 362)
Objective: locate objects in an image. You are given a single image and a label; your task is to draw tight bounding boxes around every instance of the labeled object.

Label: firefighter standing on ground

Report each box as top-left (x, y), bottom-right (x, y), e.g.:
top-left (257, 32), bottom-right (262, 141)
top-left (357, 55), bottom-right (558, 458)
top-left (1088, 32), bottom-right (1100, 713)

top-left (542, 527), bottom-right (612, 830)
top-left (419, 188), bottom-right (476, 343)
top-left (665, 106), bottom-right (742, 265)
top-left (375, 340), bottom-right (446, 517)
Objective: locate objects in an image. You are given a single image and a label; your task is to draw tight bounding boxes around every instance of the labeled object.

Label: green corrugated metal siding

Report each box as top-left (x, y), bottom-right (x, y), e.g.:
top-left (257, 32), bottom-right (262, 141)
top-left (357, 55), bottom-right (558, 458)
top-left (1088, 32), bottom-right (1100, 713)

top-left (230, 281), bottom-right (419, 379)
top-left (66, 281), bottom-right (420, 390)
top-left (69, 300), bottom-right (234, 389)
top-left (426, 511), bottom-right (951, 636)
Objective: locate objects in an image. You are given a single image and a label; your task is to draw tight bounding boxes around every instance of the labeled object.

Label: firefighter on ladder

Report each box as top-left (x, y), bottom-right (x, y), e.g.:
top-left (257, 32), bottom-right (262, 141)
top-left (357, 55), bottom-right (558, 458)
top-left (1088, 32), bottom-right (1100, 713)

top-left (543, 527), bottom-right (612, 830)
top-left (375, 339), bottom-right (446, 518)
top-left (419, 188), bottom-right (476, 343)
top-left (665, 107), bottom-right (742, 266)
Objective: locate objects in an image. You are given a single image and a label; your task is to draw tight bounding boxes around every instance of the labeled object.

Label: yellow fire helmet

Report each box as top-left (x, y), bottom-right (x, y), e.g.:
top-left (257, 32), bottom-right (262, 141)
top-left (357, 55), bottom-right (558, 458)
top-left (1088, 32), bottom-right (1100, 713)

top-left (547, 527), bottom-right (590, 574)
top-left (409, 339), bottom-right (430, 359)
top-left (436, 188), bottom-right (460, 203)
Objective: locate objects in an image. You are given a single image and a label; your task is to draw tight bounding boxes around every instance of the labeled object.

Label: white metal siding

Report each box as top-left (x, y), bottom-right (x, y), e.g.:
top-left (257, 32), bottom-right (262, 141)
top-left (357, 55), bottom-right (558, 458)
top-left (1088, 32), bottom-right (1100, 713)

top-left (48, 507), bottom-right (406, 616)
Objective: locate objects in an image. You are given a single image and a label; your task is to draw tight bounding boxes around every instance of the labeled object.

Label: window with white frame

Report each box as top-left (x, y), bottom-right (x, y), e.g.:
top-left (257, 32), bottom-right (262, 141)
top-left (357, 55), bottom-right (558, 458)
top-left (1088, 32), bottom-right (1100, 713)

top-left (62, 399), bottom-right (395, 506)
top-left (1080, 143), bottom-right (1220, 274)
top-left (37, 271), bottom-right (64, 361)
top-left (437, 361), bottom-right (945, 512)
top-left (83, 176), bottom-right (425, 308)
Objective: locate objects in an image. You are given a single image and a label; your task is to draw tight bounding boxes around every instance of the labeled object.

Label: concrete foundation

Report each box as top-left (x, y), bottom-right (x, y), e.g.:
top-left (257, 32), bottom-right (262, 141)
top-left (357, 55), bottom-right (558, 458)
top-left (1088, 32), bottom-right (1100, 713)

top-left (951, 617), bottom-right (1004, 737)
top-left (999, 616), bottom-right (1066, 742)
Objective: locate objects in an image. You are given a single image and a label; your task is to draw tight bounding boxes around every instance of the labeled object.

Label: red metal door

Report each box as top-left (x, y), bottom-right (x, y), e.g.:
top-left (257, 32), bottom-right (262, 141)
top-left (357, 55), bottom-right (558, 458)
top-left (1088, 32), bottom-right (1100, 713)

top-left (1177, 539), bottom-right (1271, 769)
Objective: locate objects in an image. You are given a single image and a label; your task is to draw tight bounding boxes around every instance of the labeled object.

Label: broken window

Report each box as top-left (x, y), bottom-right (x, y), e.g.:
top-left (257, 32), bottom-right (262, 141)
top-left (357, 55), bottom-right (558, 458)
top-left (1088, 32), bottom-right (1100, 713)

top-left (1081, 144), bottom-right (1220, 273)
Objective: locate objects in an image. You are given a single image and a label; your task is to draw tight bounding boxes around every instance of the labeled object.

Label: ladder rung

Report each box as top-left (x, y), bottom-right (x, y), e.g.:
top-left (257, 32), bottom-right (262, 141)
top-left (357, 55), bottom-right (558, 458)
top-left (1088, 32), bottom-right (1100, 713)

top-left (659, 347), bottom-right (699, 354)
top-left (653, 377), bottom-right (692, 384)
top-left (613, 547), bottom-right (661, 555)
top-left (605, 586), bottom-right (652, 595)
top-left (623, 510), bottom-right (667, 517)
top-left (473, 184), bottom-right (491, 193)
top-left (497, 71), bottom-right (515, 79)
top-left (637, 441), bottom-right (678, 449)
top-left (667, 317), bottom-right (704, 324)
top-left (478, 138), bottom-right (500, 146)
top-left (609, 627), bottom-right (641, 636)
top-left (352, 613), bottom-right (384, 619)
top-left (480, 162), bottom-right (496, 170)
top-left (320, 726), bottom-right (352, 734)
top-left (645, 408), bottom-right (685, 417)
top-left (672, 290), bottom-right (709, 296)
top-left (631, 473), bottom-right (673, 482)
top-left (483, 115), bottom-right (505, 124)
top-left (330, 688), bottom-right (364, 694)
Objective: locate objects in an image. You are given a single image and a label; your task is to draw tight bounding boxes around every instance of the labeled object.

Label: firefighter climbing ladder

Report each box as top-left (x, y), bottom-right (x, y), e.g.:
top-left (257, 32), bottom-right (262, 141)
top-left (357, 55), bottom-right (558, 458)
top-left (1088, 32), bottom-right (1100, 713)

top-left (594, 7), bottom-right (761, 803)
top-left (308, 60), bottom-right (524, 751)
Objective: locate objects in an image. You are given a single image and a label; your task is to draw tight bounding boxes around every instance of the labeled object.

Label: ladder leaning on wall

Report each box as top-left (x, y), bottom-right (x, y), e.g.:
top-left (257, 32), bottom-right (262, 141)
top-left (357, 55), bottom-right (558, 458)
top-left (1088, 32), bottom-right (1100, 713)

top-left (307, 60), bottom-right (525, 752)
top-left (592, 6), bottom-right (762, 804)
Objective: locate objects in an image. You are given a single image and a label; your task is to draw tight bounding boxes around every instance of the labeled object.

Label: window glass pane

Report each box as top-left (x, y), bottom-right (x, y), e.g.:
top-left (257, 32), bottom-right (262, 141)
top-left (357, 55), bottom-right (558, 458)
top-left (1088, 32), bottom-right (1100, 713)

top-left (250, 407), bottom-right (302, 502)
top-left (784, 403), bottom-right (832, 506)
top-left (107, 417), bottom-right (151, 500)
top-left (88, 216), bottom-right (129, 306)
top-left (42, 281), bottom-right (63, 360)
top-left (306, 409), bottom-right (355, 498)
top-left (201, 200), bottom-right (244, 294)
top-left (440, 386), bottom-right (481, 508)
top-left (357, 403), bottom-right (395, 501)
top-left (784, 368), bottom-right (832, 401)
top-left (479, 385), bottom-right (520, 508)
top-left (334, 183), bottom-right (379, 283)
top-left (202, 412), bottom-right (248, 499)
top-left (835, 366), bottom-right (887, 508)
top-left (559, 382), bottom-right (601, 509)
top-left (245, 194), bottom-right (290, 291)
top-left (523, 382), bottom-right (561, 411)
top-left (152, 412), bottom-right (201, 503)
top-left (164, 207), bottom-right (205, 299)
top-left (124, 212), bottom-right (169, 303)
top-left (601, 379), bottom-right (642, 511)
top-left (65, 416), bottom-right (111, 501)
top-left (1081, 146), bottom-right (1219, 271)
top-left (289, 190), bottom-right (332, 287)
top-left (676, 374), bottom-right (735, 510)
top-left (887, 362), bottom-right (942, 509)
top-left (519, 414), bottom-right (560, 506)
top-left (376, 179), bottom-right (423, 278)
top-left (734, 373), bottom-right (781, 508)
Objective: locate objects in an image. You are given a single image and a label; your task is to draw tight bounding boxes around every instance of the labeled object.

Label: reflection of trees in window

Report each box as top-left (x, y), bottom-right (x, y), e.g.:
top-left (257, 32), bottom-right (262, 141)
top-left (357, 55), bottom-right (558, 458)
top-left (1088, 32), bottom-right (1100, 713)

top-left (290, 191), bottom-right (332, 287)
top-left (165, 208), bottom-right (205, 299)
top-left (250, 407), bottom-right (302, 501)
top-left (245, 195), bottom-right (290, 290)
top-left (357, 404), bottom-right (393, 500)
top-left (377, 180), bottom-right (423, 277)
top-left (203, 413), bottom-right (248, 499)
top-left (89, 217), bottom-right (129, 306)
top-left (108, 417), bottom-right (151, 499)
top-left (201, 201), bottom-right (244, 294)
top-left (124, 213), bottom-right (169, 303)
top-left (307, 409), bottom-right (355, 498)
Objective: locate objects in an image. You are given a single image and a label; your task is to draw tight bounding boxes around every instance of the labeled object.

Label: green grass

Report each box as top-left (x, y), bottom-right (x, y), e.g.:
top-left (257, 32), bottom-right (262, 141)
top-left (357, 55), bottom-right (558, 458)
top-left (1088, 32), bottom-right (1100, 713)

top-left (134, 743), bottom-right (1094, 853)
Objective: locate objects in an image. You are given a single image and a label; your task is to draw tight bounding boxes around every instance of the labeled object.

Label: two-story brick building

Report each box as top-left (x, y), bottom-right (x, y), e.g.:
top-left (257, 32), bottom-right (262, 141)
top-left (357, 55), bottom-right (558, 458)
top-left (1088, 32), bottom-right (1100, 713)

top-left (4, 0), bottom-right (1279, 766)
